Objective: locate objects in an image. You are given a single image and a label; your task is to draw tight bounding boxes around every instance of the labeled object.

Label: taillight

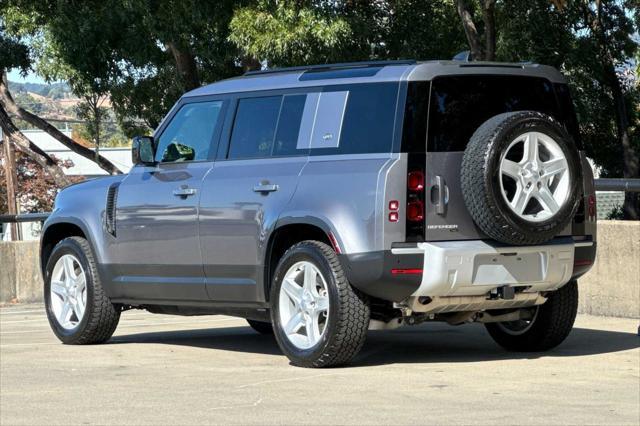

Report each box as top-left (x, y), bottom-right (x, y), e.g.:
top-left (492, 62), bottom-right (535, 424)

top-left (405, 167), bottom-right (426, 240)
top-left (407, 171), bottom-right (425, 192)
top-left (407, 200), bottom-right (424, 222)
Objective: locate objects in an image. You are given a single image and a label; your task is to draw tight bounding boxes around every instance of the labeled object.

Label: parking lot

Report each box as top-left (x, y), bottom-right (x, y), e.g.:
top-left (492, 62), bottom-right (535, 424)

top-left (0, 304), bottom-right (638, 425)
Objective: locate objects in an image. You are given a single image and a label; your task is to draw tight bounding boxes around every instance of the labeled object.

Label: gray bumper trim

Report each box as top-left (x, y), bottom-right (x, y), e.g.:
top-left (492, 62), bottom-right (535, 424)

top-left (395, 239), bottom-right (576, 297)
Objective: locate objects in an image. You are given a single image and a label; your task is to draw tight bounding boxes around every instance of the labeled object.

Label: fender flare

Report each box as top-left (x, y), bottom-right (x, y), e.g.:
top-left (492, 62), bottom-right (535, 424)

top-left (272, 215), bottom-right (343, 252)
top-left (40, 215), bottom-right (99, 275)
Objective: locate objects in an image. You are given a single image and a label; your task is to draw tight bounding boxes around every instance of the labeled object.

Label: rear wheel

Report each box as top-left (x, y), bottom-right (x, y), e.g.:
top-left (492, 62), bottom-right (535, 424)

top-left (270, 241), bottom-right (370, 368)
top-left (485, 281), bottom-right (579, 351)
top-left (247, 319), bottom-right (273, 335)
top-left (44, 237), bottom-right (120, 344)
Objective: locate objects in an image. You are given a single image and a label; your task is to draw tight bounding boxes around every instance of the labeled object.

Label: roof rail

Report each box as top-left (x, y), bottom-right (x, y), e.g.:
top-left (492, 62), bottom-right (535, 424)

top-left (244, 59), bottom-right (417, 76)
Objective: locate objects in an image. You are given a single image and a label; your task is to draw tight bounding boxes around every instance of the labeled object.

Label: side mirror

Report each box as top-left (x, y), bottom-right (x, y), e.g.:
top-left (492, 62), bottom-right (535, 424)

top-left (132, 136), bottom-right (156, 166)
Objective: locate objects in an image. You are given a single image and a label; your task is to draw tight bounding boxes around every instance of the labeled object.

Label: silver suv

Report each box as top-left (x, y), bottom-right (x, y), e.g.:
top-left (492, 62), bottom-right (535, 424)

top-left (40, 60), bottom-right (597, 367)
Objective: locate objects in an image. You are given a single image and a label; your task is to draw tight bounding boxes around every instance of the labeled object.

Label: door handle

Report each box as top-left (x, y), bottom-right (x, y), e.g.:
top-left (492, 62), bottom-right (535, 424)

top-left (432, 175), bottom-right (448, 215)
top-left (253, 183), bottom-right (279, 193)
top-left (173, 186), bottom-right (197, 197)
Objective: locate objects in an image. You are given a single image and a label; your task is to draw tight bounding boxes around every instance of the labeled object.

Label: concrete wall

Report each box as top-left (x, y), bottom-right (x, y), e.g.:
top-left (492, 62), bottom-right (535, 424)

top-left (578, 221), bottom-right (640, 318)
top-left (1, 221), bottom-right (639, 317)
top-left (0, 241), bottom-right (43, 303)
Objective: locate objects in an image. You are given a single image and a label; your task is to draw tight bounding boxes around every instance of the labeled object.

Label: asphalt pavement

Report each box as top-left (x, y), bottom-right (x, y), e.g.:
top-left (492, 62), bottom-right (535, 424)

top-left (1, 304), bottom-right (638, 425)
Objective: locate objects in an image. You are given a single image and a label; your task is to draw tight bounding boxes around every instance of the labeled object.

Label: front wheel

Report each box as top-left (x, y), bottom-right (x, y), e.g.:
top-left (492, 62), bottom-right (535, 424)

top-left (270, 241), bottom-right (370, 368)
top-left (44, 237), bottom-right (120, 344)
top-left (485, 280), bottom-right (579, 352)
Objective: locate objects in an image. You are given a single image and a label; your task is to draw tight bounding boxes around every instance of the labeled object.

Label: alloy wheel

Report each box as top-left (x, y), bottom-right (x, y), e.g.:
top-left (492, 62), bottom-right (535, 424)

top-left (278, 261), bottom-right (330, 350)
top-left (50, 254), bottom-right (87, 330)
top-left (499, 131), bottom-right (571, 222)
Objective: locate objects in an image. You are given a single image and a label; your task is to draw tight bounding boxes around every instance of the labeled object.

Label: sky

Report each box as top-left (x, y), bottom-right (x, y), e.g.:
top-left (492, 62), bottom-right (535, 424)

top-left (7, 67), bottom-right (47, 84)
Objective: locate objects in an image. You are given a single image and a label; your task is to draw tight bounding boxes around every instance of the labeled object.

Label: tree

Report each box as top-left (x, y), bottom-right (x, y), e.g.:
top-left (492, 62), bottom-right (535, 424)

top-left (0, 25), bottom-right (70, 187)
top-left (229, 1), bottom-right (467, 65)
top-left (74, 93), bottom-right (109, 162)
top-left (0, 147), bottom-right (77, 214)
top-left (229, 1), bottom-right (353, 67)
top-left (454, 0), bottom-right (497, 61)
top-left (0, 9), bottom-right (122, 176)
top-left (7, 0), bottom-right (248, 129)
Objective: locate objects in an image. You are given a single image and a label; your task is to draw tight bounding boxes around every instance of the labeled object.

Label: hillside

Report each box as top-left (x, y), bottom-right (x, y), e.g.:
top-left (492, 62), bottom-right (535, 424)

top-left (7, 80), bottom-right (129, 147)
top-left (7, 81), bottom-right (73, 99)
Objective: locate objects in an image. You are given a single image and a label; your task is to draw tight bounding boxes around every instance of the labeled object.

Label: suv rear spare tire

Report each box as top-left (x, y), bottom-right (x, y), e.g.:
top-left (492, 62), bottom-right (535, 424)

top-left (461, 111), bottom-right (582, 245)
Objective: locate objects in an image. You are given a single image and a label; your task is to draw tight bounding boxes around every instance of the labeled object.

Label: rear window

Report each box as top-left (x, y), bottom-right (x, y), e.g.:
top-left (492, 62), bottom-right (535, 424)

top-left (427, 76), bottom-right (580, 152)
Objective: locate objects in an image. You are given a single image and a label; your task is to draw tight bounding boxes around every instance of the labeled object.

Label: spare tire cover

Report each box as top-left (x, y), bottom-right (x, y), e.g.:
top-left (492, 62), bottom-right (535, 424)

top-left (461, 111), bottom-right (582, 245)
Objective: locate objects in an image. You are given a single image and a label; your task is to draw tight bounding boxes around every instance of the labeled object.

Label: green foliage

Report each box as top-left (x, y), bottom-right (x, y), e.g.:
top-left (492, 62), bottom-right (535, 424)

top-left (606, 204), bottom-right (625, 220)
top-left (382, 0), bottom-right (467, 60)
top-left (229, 1), bottom-right (352, 67)
top-left (0, 25), bottom-right (30, 74)
top-left (228, 1), bottom-right (468, 65)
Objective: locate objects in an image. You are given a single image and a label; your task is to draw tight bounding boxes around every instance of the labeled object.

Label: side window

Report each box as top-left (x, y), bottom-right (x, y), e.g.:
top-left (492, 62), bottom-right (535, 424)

top-left (300, 83), bottom-right (398, 155)
top-left (155, 101), bottom-right (223, 163)
top-left (273, 94), bottom-right (307, 156)
top-left (228, 96), bottom-right (281, 159)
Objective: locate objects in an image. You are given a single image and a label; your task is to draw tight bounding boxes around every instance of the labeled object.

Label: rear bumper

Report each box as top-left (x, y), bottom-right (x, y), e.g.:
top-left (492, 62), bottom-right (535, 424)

top-left (342, 237), bottom-right (595, 301)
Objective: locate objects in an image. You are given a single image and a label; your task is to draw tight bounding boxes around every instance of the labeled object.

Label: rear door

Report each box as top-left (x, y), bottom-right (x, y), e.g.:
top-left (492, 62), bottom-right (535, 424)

top-left (199, 93), bottom-right (310, 303)
top-left (422, 75), bottom-right (568, 242)
top-left (109, 100), bottom-right (226, 301)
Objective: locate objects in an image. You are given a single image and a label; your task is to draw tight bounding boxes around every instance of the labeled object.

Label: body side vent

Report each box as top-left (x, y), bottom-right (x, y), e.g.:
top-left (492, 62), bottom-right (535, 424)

top-left (105, 182), bottom-right (120, 237)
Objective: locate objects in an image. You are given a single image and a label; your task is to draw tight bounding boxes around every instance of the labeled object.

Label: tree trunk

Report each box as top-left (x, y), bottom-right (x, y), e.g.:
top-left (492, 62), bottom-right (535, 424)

top-left (455, 0), bottom-right (484, 60)
top-left (0, 72), bottom-right (121, 175)
top-left (94, 105), bottom-right (100, 164)
top-left (166, 42), bottom-right (200, 91)
top-left (2, 132), bottom-right (21, 239)
top-left (481, 0), bottom-right (497, 61)
top-left (0, 105), bottom-right (70, 187)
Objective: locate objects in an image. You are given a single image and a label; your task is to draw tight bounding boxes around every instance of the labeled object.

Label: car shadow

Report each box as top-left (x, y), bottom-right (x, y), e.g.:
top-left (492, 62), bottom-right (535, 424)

top-left (353, 323), bottom-right (639, 366)
top-left (107, 321), bottom-right (639, 365)
top-left (109, 326), bottom-right (283, 356)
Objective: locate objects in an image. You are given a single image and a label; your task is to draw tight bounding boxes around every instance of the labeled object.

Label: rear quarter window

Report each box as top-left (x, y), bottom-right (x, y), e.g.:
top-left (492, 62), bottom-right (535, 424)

top-left (308, 83), bottom-right (399, 156)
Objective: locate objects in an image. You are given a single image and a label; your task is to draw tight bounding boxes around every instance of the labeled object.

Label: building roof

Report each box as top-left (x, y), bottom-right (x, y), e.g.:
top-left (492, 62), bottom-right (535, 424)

top-left (21, 129), bottom-right (132, 176)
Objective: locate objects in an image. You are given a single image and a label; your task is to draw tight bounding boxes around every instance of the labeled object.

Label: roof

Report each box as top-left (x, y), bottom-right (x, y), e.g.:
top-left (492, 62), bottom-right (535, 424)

top-left (184, 60), bottom-right (566, 98)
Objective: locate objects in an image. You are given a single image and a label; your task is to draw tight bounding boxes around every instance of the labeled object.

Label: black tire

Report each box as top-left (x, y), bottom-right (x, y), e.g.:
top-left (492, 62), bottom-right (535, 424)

top-left (461, 111), bottom-right (582, 245)
top-left (44, 237), bottom-right (120, 344)
top-left (247, 319), bottom-right (274, 335)
top-left (270, 241), bottom-right (370, 368)
top-left (485, 280), bottom-right (579, 352)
